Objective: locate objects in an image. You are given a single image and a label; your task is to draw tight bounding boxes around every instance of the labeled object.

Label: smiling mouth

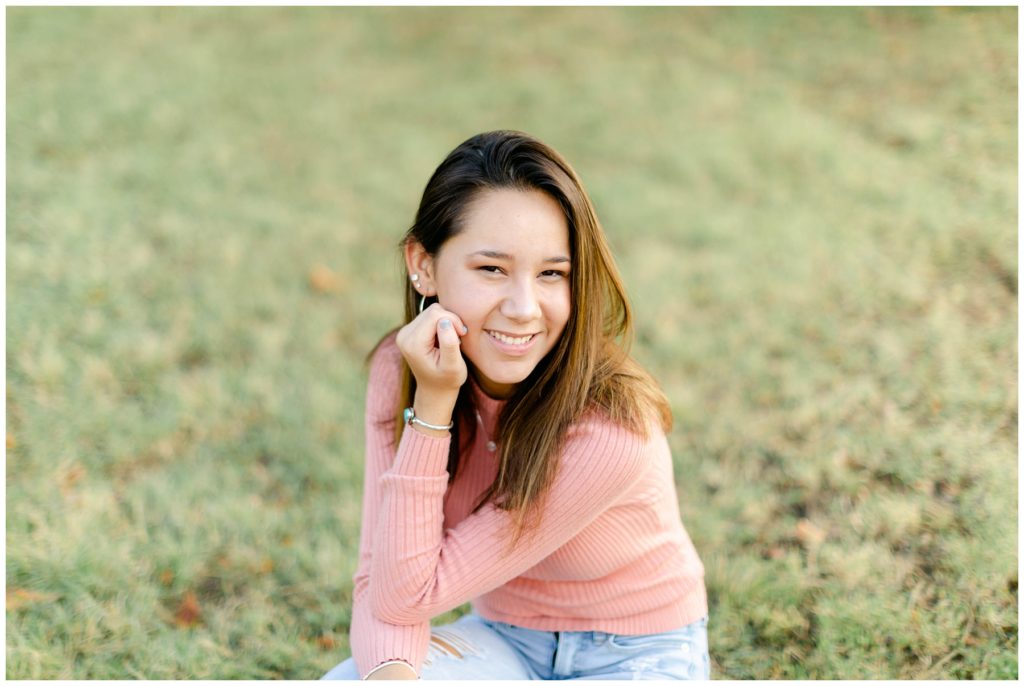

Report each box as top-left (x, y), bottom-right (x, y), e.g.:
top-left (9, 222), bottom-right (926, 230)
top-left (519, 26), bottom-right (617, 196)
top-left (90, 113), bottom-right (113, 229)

top-left (486, 330), bottom-right (537, 346)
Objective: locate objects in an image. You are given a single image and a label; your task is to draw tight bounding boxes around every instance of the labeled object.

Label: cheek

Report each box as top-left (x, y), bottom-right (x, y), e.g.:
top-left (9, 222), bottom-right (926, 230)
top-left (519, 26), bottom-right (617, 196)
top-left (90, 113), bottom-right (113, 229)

top-left (454, 298), bottom-right (488, 331)
top-left (437, 278), bottom-right (482, 322)
top-left (547, 288), bottom-right (572, 336)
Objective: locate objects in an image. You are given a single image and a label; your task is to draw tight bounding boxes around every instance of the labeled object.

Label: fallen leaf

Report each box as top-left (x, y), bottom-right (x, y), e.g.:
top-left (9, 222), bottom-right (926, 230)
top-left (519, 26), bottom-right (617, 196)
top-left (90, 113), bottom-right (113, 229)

top-left (831, 449), bottom-right (849, 469)
top-left (766, 546), bottom-right (786, 560)
top-left (159, 569), bottom-right (175, 587)
top-left (6, 588), bottom-right (59, 610)
top-left (6, 433), bottom-right (15, 451)
top-left (257, 558), bottom-right (274, 574)
top-left (58, 462), bottom-right (86, 496)
top-left (173, 591), bottom-right (202, 628)
top-left (316, 635), bottom-right (337, 651)
top-left (795, 518), bottom-right (827, 547)
top-left (308, 264), bottom-right (342, 294)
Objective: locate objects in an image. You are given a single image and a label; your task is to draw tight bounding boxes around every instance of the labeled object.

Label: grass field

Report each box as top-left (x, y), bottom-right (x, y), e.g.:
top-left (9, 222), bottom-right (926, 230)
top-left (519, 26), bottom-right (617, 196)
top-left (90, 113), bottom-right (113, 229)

top-left (6, 6), bottom-right (1017, 679)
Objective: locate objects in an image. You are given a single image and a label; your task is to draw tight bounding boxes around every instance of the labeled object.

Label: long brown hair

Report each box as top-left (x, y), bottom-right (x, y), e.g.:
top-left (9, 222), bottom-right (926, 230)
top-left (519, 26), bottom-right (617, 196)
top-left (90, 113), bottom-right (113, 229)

top-left (370, 130), bottom-right (671, 544)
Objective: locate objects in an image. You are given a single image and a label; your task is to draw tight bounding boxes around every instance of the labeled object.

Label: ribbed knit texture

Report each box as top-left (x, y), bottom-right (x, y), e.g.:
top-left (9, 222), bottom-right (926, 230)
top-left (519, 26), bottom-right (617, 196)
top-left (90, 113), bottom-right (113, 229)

top-left (348, 335), bottom-right (707, 678)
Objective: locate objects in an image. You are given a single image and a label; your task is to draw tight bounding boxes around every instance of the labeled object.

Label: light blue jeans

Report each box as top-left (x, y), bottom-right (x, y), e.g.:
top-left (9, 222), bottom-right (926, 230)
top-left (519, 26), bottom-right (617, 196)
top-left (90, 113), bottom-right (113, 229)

top-left (321, 613), bottom-right (710, 680)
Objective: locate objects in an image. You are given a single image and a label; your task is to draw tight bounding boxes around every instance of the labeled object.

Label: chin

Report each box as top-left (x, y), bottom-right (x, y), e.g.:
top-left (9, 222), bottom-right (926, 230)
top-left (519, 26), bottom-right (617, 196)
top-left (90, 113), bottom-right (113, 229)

top-left (470, 359), bottom-right (538, 391)
top-left (479, 368), bottom-right (532, 386)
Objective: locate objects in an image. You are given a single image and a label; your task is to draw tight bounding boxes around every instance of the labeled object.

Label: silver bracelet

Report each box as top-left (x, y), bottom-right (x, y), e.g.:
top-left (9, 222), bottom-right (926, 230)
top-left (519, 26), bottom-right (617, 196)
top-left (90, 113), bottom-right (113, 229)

top-left (403, 406), bottom-right (454, 432)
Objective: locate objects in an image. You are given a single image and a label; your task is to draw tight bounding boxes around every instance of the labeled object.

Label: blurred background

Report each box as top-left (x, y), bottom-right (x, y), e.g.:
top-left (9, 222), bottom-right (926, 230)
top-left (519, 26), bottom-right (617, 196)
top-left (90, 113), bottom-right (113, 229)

top-left (6, 6), bottom-right (1017, 678)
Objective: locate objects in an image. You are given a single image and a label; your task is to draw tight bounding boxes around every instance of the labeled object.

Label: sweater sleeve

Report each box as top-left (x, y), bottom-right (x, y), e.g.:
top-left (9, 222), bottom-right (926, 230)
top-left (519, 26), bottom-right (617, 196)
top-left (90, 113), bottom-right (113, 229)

top-left (348, 339), bottom-right (431, 678)
top-left (368, 407), bottom-right (650, 625)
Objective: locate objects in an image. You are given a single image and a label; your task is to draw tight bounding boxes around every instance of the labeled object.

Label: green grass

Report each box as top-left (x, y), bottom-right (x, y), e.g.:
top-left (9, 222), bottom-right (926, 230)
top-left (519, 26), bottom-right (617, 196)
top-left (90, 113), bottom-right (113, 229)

top-left (7, 6), bottom-right (1017, 679)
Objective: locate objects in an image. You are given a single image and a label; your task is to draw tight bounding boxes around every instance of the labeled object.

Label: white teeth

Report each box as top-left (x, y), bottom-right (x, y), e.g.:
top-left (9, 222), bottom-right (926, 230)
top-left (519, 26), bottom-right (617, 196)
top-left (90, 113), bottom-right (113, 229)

top-left (488, 331), bottom-right (534, 346)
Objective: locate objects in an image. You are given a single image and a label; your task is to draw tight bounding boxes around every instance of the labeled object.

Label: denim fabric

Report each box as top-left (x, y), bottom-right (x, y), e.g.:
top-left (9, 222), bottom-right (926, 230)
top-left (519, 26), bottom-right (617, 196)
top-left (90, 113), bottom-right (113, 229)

top-left (321, 613), bottom-right (710, 680)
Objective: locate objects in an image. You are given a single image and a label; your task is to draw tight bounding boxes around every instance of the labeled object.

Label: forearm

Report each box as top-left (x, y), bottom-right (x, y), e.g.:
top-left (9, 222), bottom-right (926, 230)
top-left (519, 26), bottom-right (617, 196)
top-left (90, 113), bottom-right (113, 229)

top-left (369, 425), bottom-right (451, 623)
top-left (350, 586), bottom-right (430, 678)
top-left (352, 336), bottom-right (436, 676)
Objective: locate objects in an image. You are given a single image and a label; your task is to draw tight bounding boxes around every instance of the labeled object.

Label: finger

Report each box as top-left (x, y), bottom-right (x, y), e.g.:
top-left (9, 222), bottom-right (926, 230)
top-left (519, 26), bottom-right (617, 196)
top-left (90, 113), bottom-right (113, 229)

top-left (436, 318), bottom-right (463, 366)
top-left (410, 305), bottom-right (449, 350)
top-left (424, 303), bottom-right (469, 336)
top-left (439, 310), bottom-right (468, 336)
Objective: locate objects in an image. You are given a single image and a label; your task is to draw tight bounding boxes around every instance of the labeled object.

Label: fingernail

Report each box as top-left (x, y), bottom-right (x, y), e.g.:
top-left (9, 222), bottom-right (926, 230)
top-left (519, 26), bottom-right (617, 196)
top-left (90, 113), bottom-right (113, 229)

top-left (439, 319), bottom-right (452, 330)
top-left (461, 325), bottom-right (469, 334)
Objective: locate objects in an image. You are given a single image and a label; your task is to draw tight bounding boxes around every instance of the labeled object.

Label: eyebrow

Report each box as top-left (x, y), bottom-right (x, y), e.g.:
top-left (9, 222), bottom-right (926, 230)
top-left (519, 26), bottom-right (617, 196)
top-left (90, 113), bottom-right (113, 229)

top-left (469, 250), bottom-right (571, 264)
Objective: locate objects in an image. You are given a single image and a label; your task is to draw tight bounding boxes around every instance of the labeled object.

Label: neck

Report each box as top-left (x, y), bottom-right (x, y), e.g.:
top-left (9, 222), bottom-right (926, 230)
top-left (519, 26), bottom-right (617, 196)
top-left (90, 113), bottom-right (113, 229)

top-left (467, 365), bottom-right (516, 401)
top-left (468, 372), bottom-right (506, 418)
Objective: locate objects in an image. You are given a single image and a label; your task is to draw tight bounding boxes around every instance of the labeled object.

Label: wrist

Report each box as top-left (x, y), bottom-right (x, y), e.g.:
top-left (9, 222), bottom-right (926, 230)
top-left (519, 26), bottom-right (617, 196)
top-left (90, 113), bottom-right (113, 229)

top-left (403, 406), bottom-right (452, 438)
top-left (411, 389), bottom-right (458, 429)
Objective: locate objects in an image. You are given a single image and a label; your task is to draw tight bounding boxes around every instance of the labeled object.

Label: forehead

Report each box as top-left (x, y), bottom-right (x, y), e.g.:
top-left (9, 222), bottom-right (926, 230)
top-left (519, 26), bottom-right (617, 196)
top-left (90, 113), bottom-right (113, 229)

top-left (448, 188), bottom-right (570, 256)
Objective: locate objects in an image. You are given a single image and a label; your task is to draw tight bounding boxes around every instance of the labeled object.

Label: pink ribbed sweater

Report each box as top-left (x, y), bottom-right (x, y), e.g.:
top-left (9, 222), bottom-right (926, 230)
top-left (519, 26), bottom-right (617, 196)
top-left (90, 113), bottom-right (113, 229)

top-left (348, 336), bottom-right (707, 678)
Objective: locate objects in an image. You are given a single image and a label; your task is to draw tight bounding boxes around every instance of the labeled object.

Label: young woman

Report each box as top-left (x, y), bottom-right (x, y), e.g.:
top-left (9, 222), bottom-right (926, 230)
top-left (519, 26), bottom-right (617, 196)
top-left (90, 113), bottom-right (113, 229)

top-left (322, 131), bottom-right (709, 680)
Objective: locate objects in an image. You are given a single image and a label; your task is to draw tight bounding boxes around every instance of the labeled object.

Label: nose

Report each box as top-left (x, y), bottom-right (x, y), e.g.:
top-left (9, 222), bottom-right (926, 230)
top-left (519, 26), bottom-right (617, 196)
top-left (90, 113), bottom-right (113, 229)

top-left (500, 277), bottom-right (542, 322)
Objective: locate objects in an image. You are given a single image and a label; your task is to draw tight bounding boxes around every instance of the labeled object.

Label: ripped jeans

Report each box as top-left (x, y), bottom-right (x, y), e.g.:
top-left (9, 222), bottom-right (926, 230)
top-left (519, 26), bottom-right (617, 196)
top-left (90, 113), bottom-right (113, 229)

top-left (321, 613), bottom-right (710, 680)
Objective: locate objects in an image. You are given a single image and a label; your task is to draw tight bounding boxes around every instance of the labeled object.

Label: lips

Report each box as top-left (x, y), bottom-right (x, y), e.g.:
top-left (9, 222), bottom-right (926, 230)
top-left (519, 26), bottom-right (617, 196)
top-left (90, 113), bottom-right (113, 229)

top-left (484, 329), bottom-right (540, 356)
top-left (486, 330), bottom-right (537, 345)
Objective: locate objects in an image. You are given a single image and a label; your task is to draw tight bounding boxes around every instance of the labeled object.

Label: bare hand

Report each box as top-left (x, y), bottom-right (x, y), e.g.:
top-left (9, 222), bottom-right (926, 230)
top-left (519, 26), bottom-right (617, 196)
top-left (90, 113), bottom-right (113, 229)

top-left (364, 661), bottom-right (418, 680)
top-left (395, 303), bottom-right (469, 422)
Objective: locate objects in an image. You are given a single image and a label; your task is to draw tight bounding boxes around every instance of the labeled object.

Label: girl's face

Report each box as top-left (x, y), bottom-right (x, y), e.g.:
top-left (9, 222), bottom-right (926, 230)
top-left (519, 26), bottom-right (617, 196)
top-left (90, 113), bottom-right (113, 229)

top-left (414, 188), bottom-right (572, 399)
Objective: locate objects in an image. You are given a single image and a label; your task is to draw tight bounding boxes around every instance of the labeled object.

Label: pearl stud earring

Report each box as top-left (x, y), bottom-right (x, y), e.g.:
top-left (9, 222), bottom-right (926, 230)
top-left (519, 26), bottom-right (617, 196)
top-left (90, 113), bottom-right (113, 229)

top-left (410, 274), bottom-right (420, 289)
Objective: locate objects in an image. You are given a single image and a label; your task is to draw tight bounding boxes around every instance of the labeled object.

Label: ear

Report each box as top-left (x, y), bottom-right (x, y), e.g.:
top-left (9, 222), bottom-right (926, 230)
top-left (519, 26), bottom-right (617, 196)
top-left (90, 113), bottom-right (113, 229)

top-left (404, 240), bottom-right (437, 296)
